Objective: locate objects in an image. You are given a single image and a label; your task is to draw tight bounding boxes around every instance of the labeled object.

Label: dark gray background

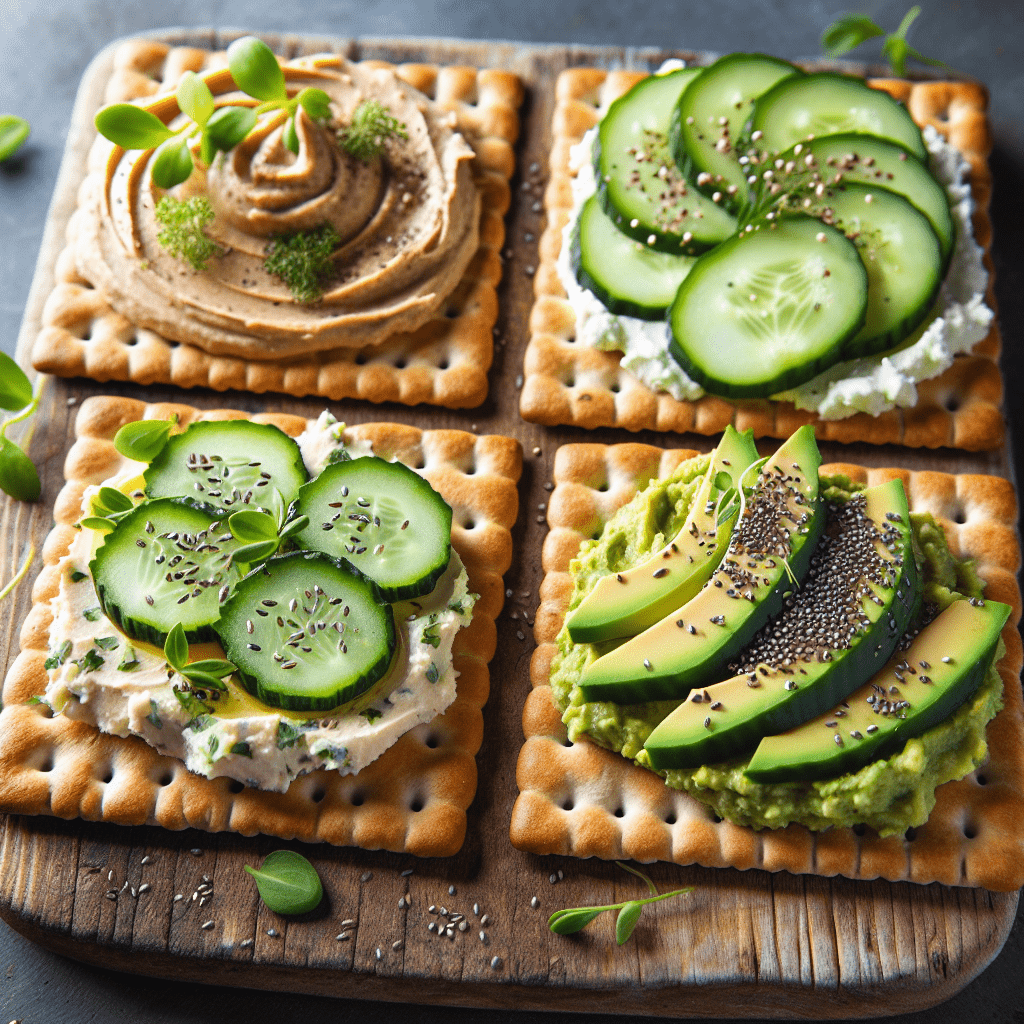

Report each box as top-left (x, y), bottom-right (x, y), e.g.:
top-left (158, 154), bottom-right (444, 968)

top-left (1, 1), bottom-right (1022, 1022)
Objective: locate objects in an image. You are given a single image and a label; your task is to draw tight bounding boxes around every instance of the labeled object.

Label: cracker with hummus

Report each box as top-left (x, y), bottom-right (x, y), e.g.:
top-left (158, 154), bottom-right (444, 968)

top-left (0, 396), bottom-right (521, 856)
top-left (510, 438), bottom-right (1024, 889)
top-left (33, 38), bottom-right (522, 408)
top-left (520, 65), bottom-right (1003, 449)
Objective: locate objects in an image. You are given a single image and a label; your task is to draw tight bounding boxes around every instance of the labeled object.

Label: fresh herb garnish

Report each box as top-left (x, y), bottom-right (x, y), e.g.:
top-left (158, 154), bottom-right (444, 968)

top-left (82, 606), bottom-right (102, 622)
top-left (94, 637), bottom-right (120, 651)
top-left (337, 99), bottom-right (408, 161)
top-left (43, 639), bottom-right (73, 671)
top-left (112, 417), bottom-right (174, 463)
top-left (425, 662), bottom-right (439, 684)
top-left (244, 849), bottom-right (323, 915)
top-left (74, 648), bottom-right (105, 674)
top-left (154, 196), bottom-right (223, 271)
top-left (0, 353), bottom-right (41, 503)
top-left (230, 741), bottom-right (253, 758)
top-left (822, 6), bottom-right (948, 77)
top-left (548, 863), bottom-right (693, 946)
top-left (421, 624), bottom-right (441, 649)
top-left (263, 224), bottom-right (340, 304)
top-left (70, 570), bottom-right (87, 583)
top-left (118, 646), bottom-right (140, 673)
top-left (90, 486), bottom-right (134, 520)
top-left (163, 623), bottom-right (236, 691)
top-left (276, 720), bottom-right (303, 749)
top-left (146, 700), bottom-right (162, 728)
top-left (0, 115), bottom-right (30, 161)
top-left (360, 708), bottom-right (383, 724)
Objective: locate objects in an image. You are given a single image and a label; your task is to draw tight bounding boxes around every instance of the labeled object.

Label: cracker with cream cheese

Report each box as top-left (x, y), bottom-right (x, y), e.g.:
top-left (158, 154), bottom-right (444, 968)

top-left (520, 68), bottom-right (1003, 449)
top-left (0, 396), bottom-right (521, 857)
top-left (510, 440), bottom-right (1024, 889)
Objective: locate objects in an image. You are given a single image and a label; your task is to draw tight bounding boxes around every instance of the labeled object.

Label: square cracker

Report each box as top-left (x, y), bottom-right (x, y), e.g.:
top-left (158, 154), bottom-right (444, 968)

top-left (520, 68), bottom-right (1004, 449)
top-left (0, 395), bottom-right (521, 857)
top-left (510, 440), bottom-right (1024, 889)
top-left (31, 38), bottom-right (523, 409)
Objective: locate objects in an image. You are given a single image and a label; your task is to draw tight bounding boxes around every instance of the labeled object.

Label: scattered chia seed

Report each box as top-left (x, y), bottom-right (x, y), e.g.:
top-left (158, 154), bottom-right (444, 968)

top-left (267, 928), bottom-right (279, 937)
top-left (530, 896), bottom-right (539, 909)
top-left (490, 956), bottom-right (503, 970)
top-left (201, 921), bottom-right (214, 930)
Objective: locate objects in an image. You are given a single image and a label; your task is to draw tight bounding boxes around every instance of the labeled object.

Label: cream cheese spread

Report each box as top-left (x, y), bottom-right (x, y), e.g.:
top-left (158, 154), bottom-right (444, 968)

top-left (41, 413), bottom-right (475, 792)
top-left (558, 94), bottom-right (993, 419)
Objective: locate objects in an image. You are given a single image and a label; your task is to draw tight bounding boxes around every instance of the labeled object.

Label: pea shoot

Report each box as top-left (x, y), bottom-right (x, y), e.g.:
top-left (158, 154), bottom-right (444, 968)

top-left (0, 115), bottom-right (30, 162)
top-left (822, 6), bottom-right (950, 77)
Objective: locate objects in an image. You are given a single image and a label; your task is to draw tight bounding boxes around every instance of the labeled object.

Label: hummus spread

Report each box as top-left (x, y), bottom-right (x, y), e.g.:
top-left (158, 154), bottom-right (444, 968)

top-left (75, 56), bottom-right (480, 360)
top-left (550, 460), bottom-right (1001, 837)
top-left (559, 92), bottom-right (993, 419)
top-left (41, 413), bottom-right (477, 792)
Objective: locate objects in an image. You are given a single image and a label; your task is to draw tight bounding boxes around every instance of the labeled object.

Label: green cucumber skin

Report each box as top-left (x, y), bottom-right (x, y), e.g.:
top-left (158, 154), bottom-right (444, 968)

top-left (666, 216), bottom-right (868, 399)
top-left (216, 551), bottom-right (396, 713)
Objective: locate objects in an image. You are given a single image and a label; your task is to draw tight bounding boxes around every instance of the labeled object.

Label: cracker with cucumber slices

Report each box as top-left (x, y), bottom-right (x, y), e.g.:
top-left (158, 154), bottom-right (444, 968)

top-left (521, 64), bottom-right (1003, 449)
top-left (511, 438), bottom-right (1024, 889)
top-left (31, 36), bottom-right (522, 409)
top-left (0, 397), bottom-right (521, 856)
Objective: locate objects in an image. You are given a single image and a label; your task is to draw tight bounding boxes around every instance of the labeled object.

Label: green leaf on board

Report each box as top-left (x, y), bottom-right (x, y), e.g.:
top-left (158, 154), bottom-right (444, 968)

top-left (0, 115), bottom-right (30, 161)
top-left (244, 849), bottom-right (323, 915)
top-left (0, 435), bottom-right (40, 502)
top-left (0, 353), bottom-right (32, 411)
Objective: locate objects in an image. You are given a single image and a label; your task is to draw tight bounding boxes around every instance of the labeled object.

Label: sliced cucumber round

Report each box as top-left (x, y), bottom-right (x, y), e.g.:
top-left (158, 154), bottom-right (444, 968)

top-left (755, 134), bottom-right (954, 269)
top-left (215, 551), bottom-right (396, 712)
top-left (90, 497), bottom-right (246, 645)
top-left (749, 72), bottom-right (927, 162)
top-left (144, 420), bottom-right (308, 521)
top-left (292, 457), bottom-right (452, 602)
top-left (670, 52), bottom-right (802, 209)
top-left (594, 67), bottom-right (736, 253)
top-left (572, 195), bottom-right (697, 319)
top-left (667, 215), bottom-right (868, 397)
top-left (822, 182), bottom-right (943, 358)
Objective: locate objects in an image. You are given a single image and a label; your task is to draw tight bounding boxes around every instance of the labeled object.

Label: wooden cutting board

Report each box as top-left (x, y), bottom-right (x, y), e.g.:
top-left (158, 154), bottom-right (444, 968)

top-left (0, 30), bottom-right (1016, 1019)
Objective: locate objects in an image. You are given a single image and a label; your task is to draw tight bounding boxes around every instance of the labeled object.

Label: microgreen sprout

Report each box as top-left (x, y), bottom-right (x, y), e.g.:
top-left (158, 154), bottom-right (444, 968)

top-left (0, 115), bottom-right (30, 162)
top-left (155, 196), bottom-right (223, 271)
top-left (0, 353), bottom-right (42, 503)
top-left (0, 543), bottom-right (35, 603)
top-left (93, 36), bottom-right (332, 189)
top-left (163, 622), bottom-right (236, 692)
top-left (547, 863), bottom-right (693, 945)
top-left (244, 849), bottom-right (323, 915)
top-left (822, 6), bottom-right (949, 78)
top-left (112, 416), bottom-right (176, 464)
top-left (263, 223), bottom-right (341, 303)
top-left (337, 99), bottom-right (408, 161)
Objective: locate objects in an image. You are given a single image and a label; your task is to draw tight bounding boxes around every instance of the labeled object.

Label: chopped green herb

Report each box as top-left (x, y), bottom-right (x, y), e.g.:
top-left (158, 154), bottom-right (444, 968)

top-left (154, 196), bottom-right (223, 271)
top-left (327, 446), bottom-right (353, 464)
top-left (360, 708), bottom-right (383, 724)
top-left (94, 636), bottom-right (120, 651)
top-left (117, 646), bottom-right (140, 672)
top-left (69, 570), bottom-right (88, 583)
top-left (337, 100), bottom-right (408, 161)
top-left (173, 685), bottom-right (212, 729)
top-left (276, 720), bottom-right (303, 749)
top-left (44, 639), bottom-right (73, 671)
top-left (23, 695), bottom-right (44, 706)
top-left (75, 648), bottom-right (105, 674)
top-left (230, 741), bottom-right (253, 758)
top-left (425, 662), bottom-right (439, 684)
top-left (263, 224), bottom-right (340, 304)
top-left (422, 625), bottom-right (441, 649)
top-left (146, 700), bottom-right (162, 728)
top-left (82, 606), bottom-right (102, 622)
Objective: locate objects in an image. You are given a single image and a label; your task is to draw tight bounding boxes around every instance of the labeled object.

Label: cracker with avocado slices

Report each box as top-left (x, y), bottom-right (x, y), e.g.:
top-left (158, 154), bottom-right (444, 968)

top-left (511, 441), bottom-right (1024, 889)
top-left (521, 67), bottom-right (1003, 449)
top-left (0, 396), bottom-right (521, 857)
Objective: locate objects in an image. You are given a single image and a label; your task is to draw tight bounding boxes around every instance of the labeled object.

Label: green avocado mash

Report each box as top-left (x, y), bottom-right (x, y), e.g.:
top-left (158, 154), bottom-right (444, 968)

top-left (551, 461), bottom-right (1003, 838)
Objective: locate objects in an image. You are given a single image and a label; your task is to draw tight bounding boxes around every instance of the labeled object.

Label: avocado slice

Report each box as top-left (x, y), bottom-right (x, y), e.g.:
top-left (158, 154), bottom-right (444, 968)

top-left (577, 425), bottom-right (824, 705)
top-left (744, 597), bottom-right (1011, 783)
top-left (566, 426), bottom-right (760, 644)
top-left (643, 478), bottom-right (920, 770)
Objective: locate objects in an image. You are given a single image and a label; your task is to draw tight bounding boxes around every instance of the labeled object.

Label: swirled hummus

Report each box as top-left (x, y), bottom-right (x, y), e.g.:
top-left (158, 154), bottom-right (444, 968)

top-left (75, 56), bottom-right (480, 359)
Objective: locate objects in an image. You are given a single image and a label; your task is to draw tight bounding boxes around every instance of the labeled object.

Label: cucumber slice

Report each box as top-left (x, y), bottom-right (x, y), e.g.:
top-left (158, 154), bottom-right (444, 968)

top-left (595, 68), bottom-right (736, 253)
top-left (667, 216), bottom-right (868, 397)
top-left (670, 53), bottom-right (802, 209)
top-left (144, 420), bottom-right (308, 521)
top-left (823, 183), bottom-right (943, 357)
top-left (90, 497), bottom-right (247, 645)
top-left (571, 195), bottom-right (697, 319)
top-left (754, 134), bottom-right (954, 269)
top-left (749, 72), bottom-right (927, 162)
top-left (215, 551), bottom-right (396, 712)
top-left (293, 457), bottom-right (452, 602)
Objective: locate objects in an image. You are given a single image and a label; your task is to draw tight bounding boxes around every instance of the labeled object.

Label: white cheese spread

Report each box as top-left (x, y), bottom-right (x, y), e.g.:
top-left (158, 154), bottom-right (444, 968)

top-left (41, 413), bottom-right (475, 792)
top-left (558, 100), bottom-right (993, 419)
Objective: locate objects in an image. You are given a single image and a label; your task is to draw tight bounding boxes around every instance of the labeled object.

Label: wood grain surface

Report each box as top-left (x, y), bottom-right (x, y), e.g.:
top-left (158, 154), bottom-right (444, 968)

top-left (0, 30), bottom-right (1017, 1019)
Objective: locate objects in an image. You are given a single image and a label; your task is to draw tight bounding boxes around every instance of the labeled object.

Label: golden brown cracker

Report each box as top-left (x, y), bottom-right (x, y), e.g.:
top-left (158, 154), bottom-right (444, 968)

top-left (510, 441), bottom-right (1024, 889)
top-left (32, 39), bottom-right (523, 409)
top-left (521, 69), bottom-right (1003, 449)
top-left (0, 396), bottom-right (521, 856)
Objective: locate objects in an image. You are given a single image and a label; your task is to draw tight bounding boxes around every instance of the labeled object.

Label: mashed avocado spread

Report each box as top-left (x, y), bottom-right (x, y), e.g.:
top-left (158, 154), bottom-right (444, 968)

top-left (550, 458), bottom-right (1003, 838)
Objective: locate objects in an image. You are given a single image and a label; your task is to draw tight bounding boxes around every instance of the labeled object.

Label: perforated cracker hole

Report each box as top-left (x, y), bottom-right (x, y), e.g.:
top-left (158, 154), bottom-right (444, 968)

top-left (852, 823), bottom-right (867, 837)
top-left (664, 812), bottom-right (677, 826)
top-left (409, 796), bottom-right (425, 813)
top-left (438, 358), bottom-right (450, 370)
top-left (394, 357), bottom-right (407, 369)
top-left (964, 823), bottom-right (978, 839)
top-left (610, 382), bottom-right (621, 393)
top-left (311, 786), bottom-right (326, 804)
top-left (158, 771), bottom-right (174, 786)
top-left (354, 353), bottom-right (368, 365)
top-left (445, 307), bottom-right (459, 318)
top-left (976, 773), bottom-right (988, 786)
top-left (228, 780), bottom-right (244, 794)
top-left (350, 790), bottom-right (365, 807)
top-left (33, 751), bottom-right (54, 773)
top-left (945, 394), bottom-right (961, 412)
top-left (561, 798), bottom-right (574, 811)
top-left (905, 827), bottom-right (918, 842)
top-left (951, 504), bottom-right (968, 524)
top-left (101, 767), bottom-right (113, 784)
top-left (424, 733), bottom-right (440, 749)
top-left (613, 806), bottom-right (625, 818)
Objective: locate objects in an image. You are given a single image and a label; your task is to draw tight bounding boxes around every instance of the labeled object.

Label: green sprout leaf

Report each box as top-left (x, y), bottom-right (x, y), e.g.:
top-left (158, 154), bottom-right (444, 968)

top-left (298, 87), bottom-right (331, 123)
top-left (0, 355), bottom-right (32, 412)
top-left (176, 71), bottom-right (215, 128)
top-left (244, 849), bottom-right (323, 915)
top-left (822, 13), bottom-right (885, 56)
top-left (113, 418), bottom-right (173, 463)
top-left (95, 103), bottom-right (175, 151)
top-left (92, 486), bottom-right (134, 517)
top-left (278, 515), bottom-right (309, 541)
top-left (228, 509), bottom-right (278, 543)
top-left (337, 99), bottom-right (408, 162)
top-left (78, 516), bottom-right (115, 533)
top-left (263, 223), bottom-right (340, 304)
top-left (0, 115), bottom-right (30, 161)
top-left (615, 901), bottom-right (645, 945)
top-left (205, 105), bottom-right (258, 152)
top-left (0, 436), bottom-right (40, 502)
top-left (227, 36), bottom-right (288, 103)
top-left (181, 670), bottom-right (228, 691)
top-left (548, 906), bottom-right (607, 935)
top-left (231, 539), bottom-right (280, 565)
top-left (154, 196), bottom-right (223, 271)
top-left (183, 658), bottom-right (235, 678)
top-left (282, 115), bottom-right (299, 155)
top-left (163, 622), bottom-right (189, 672)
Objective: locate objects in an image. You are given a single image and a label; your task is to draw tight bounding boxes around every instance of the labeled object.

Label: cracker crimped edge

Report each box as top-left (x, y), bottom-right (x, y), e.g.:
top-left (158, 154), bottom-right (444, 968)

top-left (510, 441), bottom-right (1024, 890)
top-left (32, 39), bottom-right (523, 409)
top-left (520, 68), bottom-right (1003, 450)
top-left (0, 396), bottom-right (522, 857)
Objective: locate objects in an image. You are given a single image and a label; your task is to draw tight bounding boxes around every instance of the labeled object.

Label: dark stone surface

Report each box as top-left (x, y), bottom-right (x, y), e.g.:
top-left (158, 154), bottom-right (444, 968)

top-left (0, 2), bottom-right (1022, 1022)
